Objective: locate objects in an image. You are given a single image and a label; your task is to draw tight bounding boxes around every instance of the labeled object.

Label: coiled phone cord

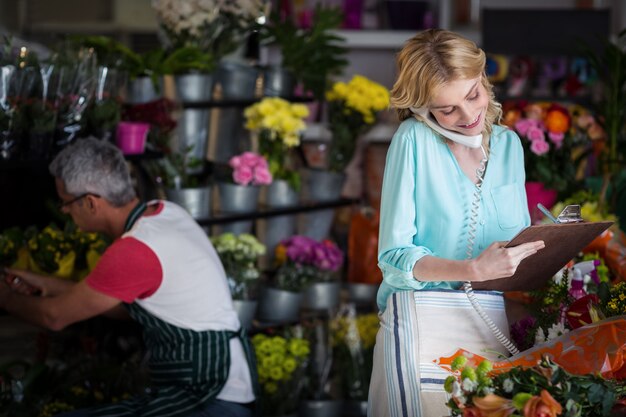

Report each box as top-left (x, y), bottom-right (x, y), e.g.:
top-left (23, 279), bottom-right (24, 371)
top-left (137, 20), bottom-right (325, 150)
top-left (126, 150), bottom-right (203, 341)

top-left (462, 145), bottom-right (520, 356)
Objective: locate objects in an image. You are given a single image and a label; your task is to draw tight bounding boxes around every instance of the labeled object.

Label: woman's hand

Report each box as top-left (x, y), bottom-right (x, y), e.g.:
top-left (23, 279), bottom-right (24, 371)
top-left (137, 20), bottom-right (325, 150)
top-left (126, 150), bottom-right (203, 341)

top-left (471, 240), bottom-right (545, 281)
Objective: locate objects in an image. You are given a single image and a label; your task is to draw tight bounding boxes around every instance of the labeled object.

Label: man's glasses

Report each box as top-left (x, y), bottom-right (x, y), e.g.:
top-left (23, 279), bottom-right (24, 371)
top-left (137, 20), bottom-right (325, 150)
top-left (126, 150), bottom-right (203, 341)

top-left (58, 193), bottom-right (101, 209)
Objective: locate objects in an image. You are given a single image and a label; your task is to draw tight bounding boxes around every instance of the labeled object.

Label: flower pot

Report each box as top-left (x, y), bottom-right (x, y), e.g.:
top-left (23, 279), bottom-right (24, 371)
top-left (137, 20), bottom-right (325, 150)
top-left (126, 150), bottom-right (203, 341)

top-left (299, 169), bottom-right (346, 240)
top-left (126, 76), bottom-right (162, 104)
top-left (262, 66), bottom-right (296, 97)
top-left (303, 282), bottom-right (341, 311)
top-left (257, 286), bottom-right (302, 324)
top-left (216, 182), bottom-right (260, 235)
top-left (116, 122), bottom-right (150, 155)
top-left (174, 73), bottom-right (215, 170)
top-left (165, 185), bottom-right (212, 220)
top-left (345, 282), bottom-right (378, 305)
top-left (300, 400), bottom-right (344, 417)
top-left (343, 400), bottom-right (368, 417)
top-left (232, 299), bottom-right (257, 330)
top-left (525, 181), bottom-right (558, 224)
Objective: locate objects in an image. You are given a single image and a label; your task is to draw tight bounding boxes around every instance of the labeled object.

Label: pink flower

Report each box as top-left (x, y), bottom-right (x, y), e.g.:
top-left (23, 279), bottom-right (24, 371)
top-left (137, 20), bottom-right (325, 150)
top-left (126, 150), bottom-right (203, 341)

top-left (241, 151), bottom-right (261, 167)
top-left (229, 152), bottom-right (272, 186)
top-left (514, 119), bottom-right (535, 136)
top-left (526, 125), bottom-right (545, 142)
top-left (233, 165), bottom-right (253, 185)
top-left (229, 155), bottom-right (242, 169)
top-left (530, 139), bottom-right (550, 156)
top-left (253, 166), bottom-right (273, 185)
top-left (548, 132), bottom-right (564, 149)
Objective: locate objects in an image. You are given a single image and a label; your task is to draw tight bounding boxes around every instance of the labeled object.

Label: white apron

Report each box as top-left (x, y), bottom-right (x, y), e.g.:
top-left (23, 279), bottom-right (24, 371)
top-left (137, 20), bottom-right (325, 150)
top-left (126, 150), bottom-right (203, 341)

top-left (367, 289), bottom-right (511, 417)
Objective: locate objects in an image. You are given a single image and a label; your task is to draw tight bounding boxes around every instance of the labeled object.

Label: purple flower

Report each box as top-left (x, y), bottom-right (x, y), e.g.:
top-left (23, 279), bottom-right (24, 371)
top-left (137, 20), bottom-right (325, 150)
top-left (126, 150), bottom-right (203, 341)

top-left (510, 316), bottom-right (536, 350)
top-left (280, 235), bottom-right (344, 271)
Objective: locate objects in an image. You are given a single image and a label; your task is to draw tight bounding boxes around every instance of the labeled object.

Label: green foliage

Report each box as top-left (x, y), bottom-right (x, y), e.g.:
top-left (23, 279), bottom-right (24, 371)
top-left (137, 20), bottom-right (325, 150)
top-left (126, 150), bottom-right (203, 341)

top-left (161, 45), bottom-right (216, 75)
top-left (261, 5), bottom-right (349, 100)
top-left (583, 28), bottom-right (626, 171)
top-left (446, 357), bottom-right (623, 417)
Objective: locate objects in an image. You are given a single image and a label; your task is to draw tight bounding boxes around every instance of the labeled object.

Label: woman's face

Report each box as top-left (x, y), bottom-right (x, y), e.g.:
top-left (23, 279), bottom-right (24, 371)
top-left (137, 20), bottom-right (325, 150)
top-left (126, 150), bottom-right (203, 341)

top-left (428, 76), bottom-right (489, 137)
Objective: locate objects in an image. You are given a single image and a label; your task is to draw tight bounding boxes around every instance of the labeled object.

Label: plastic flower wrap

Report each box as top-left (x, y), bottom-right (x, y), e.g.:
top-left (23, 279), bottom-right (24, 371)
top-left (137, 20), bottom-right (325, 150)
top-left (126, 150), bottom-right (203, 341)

top-left (273, 235), bottom-right (344, 292)
top-left (444, 356), bottom-right (624, 417)
top-left (210, 232), bottom-right (265, 299)
top-left (25, 225), bottom-right (76, 279)
top-left (503, 101), bottom-right (582, 194)
top-left (228, 151), bottom-right (272, 186)
top-left (325, 75), bottom-right (389, 172)
top-left (245, 97), bottom-right (309, 190)
top-left (0, 227), bottom-right (27, 269)
top-left (152, 0), bottom-right (267, 64)
top-left (330, 305), bottom-right (379, 401)
top-left (252, 330), bottom-right (310, 416)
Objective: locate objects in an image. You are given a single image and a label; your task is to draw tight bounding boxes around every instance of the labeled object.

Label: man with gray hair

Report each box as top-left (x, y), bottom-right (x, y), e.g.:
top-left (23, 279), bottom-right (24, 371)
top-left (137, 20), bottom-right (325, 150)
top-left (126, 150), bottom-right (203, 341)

top-left (0, 138), bottom-right (257, 417)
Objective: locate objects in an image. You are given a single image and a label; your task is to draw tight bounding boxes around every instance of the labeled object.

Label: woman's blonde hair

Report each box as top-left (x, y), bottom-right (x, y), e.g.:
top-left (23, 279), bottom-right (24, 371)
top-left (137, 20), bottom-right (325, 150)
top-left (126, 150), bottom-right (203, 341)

top-left (391, 29), bottom-right (502, 137)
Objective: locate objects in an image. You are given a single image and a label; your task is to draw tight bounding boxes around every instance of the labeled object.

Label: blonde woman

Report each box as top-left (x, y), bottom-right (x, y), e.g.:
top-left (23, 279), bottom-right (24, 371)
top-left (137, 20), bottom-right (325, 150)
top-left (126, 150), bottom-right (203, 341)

top-left (368, 29), bottom-right (544, 417)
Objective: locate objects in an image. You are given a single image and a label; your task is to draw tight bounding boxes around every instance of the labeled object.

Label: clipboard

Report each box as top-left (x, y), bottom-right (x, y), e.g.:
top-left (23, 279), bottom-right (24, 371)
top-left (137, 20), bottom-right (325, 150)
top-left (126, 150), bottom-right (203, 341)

top-left (472, 221), bottom-right (613, 291)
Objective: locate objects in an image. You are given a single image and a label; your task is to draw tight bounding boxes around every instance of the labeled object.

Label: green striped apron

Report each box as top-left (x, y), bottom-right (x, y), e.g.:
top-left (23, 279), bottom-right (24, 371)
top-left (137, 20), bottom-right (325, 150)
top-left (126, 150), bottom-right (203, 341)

top-left (86, 302), bottom-right (259, 416)
top-left (84, 202), bottom-right (259, 416)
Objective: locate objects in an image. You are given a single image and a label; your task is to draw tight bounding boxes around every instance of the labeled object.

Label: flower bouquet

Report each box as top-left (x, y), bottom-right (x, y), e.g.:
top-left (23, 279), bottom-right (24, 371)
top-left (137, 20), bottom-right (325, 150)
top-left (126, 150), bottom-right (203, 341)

top-left (210, 232), bottom-right (265, 300)
top-left (252, 329), bottom-right (310, 416)
top-left (273, 235), bottom-right (344, 292)
top-left (503, 102), bottom-right (584, 195)
top-left (244, 97), bottom-right (309, 191)
top-left (330, 306), bottom-right (379, 401)
top-left (152, 0), bottom-right (266, 73)
top-left (444, 355), bottom-right (625, 417)
top-left (325, 75), bottom-right (389, 172)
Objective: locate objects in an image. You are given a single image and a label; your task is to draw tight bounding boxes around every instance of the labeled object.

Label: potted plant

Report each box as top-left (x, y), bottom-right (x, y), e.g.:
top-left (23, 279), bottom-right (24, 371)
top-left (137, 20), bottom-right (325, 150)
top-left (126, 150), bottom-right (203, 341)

top-left (257, 235), bottom-right (344, 323)
top-left (211, 232), bottom-right (266, 329)
top-left (252, 329), bottom-right (311, 417)
top-left (260, 5), bottom-right (349, 102)
top-left (216, 151), bottom-right (272, 235)
top-left (330, 307), bottom-right (379, 414)
top-left (144, 147), bottom-right (213, 220)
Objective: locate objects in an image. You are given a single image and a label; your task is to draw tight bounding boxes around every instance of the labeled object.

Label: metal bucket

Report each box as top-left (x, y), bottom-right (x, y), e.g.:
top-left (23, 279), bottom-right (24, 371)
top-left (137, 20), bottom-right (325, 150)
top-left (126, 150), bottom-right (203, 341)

top-left (232, 299), bottom-right (257, 330)
top-left (303, 282), bottom-right (341, 311)
top-left (299, 169), bottom-right (346, 240)
top-left (165, 186), bottom-right (212, 220)
top-left (263, 66), bottom-right (296, 97)
top-left (257, 286), bottom-right (302, 324)
top-left (216, 182), bottom-right (260, 235)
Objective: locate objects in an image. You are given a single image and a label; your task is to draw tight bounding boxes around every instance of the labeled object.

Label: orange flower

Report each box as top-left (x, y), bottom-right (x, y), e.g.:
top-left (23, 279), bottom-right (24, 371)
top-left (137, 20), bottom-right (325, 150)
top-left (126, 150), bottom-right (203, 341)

top-left (523, 390), bottom-right (562, 417)
top-left (503, 108), bottom-right (521, 128)
top-left (473, 394), bottom-right (516, 417)
top-left (544, 108), bottom-right (570, 134)
top-left (274, 243), bottom-right (287, 265)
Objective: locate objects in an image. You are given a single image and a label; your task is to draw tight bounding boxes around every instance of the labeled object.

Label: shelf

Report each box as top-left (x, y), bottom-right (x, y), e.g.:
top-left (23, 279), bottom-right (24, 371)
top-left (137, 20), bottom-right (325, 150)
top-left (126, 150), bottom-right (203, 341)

top-left (195, 198), bottom-right (358, 226)
top-left (180, 96), bottom-right (315, 109)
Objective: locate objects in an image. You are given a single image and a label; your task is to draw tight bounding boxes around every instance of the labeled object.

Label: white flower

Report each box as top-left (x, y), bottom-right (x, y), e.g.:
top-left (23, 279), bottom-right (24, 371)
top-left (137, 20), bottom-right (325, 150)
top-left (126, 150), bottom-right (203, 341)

top-left (502, 378), bottom-right (514, 393)
top-left (534, 327), bottom-right (546, 346)
top-left (461, 378), bottom-right (477, 392)
top-left (547, 322), bottom-right (569, 341)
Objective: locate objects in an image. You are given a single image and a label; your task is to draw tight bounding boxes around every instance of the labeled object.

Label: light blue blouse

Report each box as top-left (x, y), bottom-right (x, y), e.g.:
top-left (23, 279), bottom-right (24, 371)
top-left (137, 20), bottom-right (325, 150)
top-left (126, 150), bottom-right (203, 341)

top-left (376, 118), bottom-right (531, 311)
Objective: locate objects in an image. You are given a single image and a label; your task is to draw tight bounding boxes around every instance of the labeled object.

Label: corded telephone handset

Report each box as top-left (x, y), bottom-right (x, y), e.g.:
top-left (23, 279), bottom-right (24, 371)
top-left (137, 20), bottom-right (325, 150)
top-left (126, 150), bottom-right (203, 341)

top-left (410, 107), bottom-right (483, 148)
top-left (411, 106), bottom-right (520, 355)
